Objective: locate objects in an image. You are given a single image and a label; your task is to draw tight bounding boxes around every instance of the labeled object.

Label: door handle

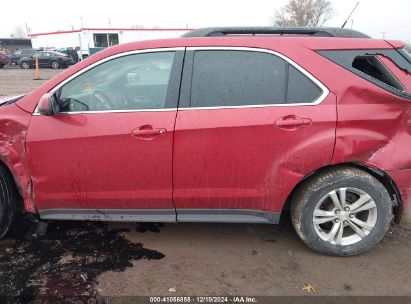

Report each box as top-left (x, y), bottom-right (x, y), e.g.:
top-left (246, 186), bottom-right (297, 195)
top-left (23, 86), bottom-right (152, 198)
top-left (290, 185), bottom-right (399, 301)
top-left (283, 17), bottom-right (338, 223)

top-left (131, 125), bottom-right (167, 139)
top-left (275, 116), bottom-right (312, 128)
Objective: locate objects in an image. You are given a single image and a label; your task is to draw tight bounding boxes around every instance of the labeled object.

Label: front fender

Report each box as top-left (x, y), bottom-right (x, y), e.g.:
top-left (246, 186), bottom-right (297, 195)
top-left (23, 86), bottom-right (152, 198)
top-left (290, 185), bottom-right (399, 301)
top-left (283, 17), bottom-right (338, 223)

top-left (0, 104), bottom-right (35, 212)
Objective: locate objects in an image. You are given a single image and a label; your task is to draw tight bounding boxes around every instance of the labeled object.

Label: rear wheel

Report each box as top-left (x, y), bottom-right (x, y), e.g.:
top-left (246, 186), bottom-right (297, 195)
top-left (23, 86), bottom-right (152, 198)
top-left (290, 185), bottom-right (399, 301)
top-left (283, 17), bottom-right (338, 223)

top-left (0, 165), bottom-right (18, 238)
top-left (21, 61), bottom-right (30, 69)
top-left (291, 167), bottom-right (392, 256)
top-left (51, 61), bottom-right (59, 69)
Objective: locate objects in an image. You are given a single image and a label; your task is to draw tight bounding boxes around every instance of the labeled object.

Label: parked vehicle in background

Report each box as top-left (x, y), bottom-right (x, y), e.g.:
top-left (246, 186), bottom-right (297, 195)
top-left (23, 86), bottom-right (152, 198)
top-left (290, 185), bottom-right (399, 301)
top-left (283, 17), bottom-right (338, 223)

top-left (20, 51), bottom-right (74, 69)
top-left (57, 48), bottom-right (80, 63)
top-left (30, 27), bottom-right (192, 60)
top-left (9, 49), bottom-right (36, 65)
top-left (0, 27), bottom-right (410, 256)
top-left (0, 51), bottom-right (9, 68)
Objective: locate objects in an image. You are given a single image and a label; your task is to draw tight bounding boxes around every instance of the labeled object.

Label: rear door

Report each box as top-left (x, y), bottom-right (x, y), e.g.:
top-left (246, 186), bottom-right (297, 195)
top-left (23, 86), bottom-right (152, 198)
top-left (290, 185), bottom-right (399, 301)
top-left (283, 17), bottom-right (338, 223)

top-left (173, 47), bottom-right (336, 223)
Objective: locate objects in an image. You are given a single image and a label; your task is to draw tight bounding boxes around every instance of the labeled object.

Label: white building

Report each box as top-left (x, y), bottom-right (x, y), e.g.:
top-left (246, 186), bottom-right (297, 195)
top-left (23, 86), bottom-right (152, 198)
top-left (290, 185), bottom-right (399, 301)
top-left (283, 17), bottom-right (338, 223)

top-left (30, 27), bottom-right (192, 58)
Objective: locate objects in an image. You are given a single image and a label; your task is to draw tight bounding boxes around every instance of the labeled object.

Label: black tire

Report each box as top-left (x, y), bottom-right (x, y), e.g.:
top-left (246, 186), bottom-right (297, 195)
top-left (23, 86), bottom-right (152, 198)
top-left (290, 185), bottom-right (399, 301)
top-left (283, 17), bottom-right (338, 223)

top-left (291, 166), bottom-right (392, 256)
top-left (21, 61), bottom-right (30, 69)
top-left (0, 164), bottom-right (18, 238)
top-left (0, 65), bottom-right (4, 68)
top-left (51, 61), bottom-right (59, 69)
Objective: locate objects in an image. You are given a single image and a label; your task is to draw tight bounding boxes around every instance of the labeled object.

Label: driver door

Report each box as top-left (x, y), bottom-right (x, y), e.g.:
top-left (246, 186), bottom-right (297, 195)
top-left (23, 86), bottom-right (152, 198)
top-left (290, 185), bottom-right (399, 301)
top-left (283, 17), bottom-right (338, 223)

top-left (26, 50), bottom-right (184, 221)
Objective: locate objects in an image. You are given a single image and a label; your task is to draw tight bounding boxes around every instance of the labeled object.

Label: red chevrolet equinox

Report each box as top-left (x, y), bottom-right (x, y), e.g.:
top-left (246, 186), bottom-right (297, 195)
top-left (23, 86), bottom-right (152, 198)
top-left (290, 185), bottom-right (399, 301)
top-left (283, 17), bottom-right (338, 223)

top-left (0, 27), bottom-right (410, 256)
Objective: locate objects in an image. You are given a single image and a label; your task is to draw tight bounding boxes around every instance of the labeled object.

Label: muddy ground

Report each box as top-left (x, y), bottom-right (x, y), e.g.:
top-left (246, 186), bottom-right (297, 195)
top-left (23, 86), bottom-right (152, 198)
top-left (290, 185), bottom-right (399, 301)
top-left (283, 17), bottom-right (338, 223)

top-left (0, 66), bottom-right (411, 303)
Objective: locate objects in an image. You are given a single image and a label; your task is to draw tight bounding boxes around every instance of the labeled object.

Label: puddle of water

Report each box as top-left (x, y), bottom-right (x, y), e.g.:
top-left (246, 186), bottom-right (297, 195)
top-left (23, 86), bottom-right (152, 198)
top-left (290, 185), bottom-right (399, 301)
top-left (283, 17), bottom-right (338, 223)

top-left (0, 216), bottom-right (165, 303)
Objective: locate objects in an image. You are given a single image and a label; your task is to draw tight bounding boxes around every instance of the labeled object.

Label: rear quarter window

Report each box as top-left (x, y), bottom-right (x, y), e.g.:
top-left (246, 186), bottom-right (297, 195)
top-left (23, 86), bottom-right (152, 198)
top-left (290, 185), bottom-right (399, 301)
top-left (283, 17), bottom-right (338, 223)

top-left (352, 55), bottom-right (405, 91)
top-left (377, 55), bottom-right (411, 93)
top-left (318, 49), bottom-right (411, 99)
top-left (400, 48), bottom-right (411, 62)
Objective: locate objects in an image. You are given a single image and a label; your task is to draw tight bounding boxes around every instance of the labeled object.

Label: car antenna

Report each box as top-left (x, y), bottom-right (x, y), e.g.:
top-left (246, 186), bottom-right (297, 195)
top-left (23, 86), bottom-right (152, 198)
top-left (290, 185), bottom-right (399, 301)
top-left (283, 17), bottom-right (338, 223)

top-left (341, 2), bottom-right (360, 28)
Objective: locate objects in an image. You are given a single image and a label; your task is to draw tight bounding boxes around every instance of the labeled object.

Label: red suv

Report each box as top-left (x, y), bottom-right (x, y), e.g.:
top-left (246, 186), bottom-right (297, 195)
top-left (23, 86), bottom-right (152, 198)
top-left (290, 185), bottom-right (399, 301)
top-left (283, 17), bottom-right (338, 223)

top-left (0, 27), bottom-right (410, 256)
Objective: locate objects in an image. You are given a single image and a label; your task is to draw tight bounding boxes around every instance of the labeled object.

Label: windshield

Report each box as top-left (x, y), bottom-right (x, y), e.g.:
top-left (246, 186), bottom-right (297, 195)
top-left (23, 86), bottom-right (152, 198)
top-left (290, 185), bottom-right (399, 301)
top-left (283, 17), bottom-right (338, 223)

top-left (0, 94), bottom-right (25, 107)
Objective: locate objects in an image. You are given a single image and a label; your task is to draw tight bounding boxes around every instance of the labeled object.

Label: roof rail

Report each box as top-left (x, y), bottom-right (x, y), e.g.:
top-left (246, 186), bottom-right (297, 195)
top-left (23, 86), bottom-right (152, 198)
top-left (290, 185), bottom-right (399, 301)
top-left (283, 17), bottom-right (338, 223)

top-left (182, 27), bottom-right (370, 39)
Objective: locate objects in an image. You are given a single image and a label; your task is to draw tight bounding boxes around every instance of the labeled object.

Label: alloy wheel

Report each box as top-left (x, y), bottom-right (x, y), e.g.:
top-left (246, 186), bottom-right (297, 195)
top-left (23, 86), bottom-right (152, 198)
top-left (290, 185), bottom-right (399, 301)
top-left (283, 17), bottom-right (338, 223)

top-left (313, 187), bottom-right (378, 246)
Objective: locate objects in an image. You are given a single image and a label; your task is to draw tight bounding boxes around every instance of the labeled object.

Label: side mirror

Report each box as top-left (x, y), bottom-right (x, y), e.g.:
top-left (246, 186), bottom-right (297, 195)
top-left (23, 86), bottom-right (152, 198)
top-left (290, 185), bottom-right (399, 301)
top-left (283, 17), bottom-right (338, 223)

top-left (37, 93), bottom-right (59, 115)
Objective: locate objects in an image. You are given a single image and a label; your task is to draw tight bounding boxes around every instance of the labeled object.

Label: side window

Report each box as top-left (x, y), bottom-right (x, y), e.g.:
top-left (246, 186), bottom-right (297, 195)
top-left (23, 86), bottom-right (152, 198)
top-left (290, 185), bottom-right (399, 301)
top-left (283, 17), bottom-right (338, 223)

top-left (57, 52), bottom-right (175, 113)
top-left (189, 50), bottom-right (324, 108)
top-left (318, 49), bottom-right (411, 99)
top-left (352, 55), bottom-right (405, 91)
top-left (190, 51), bottom-right (287, 107)
top-left (377, 55), bottom-right (411, 92)
top-left (287, 65), bottom-right (322, 104)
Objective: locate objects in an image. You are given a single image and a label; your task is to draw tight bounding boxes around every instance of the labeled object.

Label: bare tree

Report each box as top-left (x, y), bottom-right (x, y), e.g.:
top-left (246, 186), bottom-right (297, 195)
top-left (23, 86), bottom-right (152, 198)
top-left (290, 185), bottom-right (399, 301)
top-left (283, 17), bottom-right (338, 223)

top-left (273, 0), bottom-right (334, 27)
top-left (10, 26), bottom-right (26, 38)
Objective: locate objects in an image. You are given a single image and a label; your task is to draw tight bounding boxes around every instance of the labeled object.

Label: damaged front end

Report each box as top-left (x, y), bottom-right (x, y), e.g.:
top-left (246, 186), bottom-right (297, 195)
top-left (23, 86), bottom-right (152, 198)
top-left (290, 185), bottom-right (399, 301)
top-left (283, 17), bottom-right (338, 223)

top-left (0, 101), bottom-right (35, 213)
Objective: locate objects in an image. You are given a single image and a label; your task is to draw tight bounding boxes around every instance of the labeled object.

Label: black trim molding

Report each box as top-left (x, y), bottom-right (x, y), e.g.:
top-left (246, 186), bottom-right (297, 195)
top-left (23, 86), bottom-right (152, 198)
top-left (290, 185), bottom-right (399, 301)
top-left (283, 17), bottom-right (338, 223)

top-left (39, 208), bottom-right (281, 224)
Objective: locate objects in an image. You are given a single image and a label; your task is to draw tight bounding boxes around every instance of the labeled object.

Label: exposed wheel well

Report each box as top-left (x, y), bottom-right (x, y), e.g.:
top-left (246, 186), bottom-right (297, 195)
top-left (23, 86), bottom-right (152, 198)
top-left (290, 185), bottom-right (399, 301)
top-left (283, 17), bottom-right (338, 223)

top-left (282, 162), bottom-right (402, 223)
top-left (0, 161), bottom-right (23, 212)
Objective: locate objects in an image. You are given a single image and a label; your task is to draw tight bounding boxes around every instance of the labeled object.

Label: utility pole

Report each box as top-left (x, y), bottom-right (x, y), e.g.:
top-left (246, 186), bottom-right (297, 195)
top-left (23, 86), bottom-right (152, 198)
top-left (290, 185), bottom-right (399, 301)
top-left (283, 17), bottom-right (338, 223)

top-left (381, 32), bottom-right (387, 39)
top-left (80, 17), bottom-right (84, 29)
top-left (108, 18), bottom-right (112, 28)
top-left (25, 22), bottom-right (30, 37)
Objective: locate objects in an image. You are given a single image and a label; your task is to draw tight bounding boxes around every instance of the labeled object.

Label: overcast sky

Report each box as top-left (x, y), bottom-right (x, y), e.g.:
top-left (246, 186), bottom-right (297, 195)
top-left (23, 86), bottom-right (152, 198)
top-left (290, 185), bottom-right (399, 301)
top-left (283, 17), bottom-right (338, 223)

top-left (1, 0), bottom-right (410, 43)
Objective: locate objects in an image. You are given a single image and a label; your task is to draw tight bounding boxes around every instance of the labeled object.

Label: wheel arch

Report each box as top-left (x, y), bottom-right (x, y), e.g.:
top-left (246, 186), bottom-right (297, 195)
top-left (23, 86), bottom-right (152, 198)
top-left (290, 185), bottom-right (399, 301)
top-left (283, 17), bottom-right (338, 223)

top-left (282, 162), bottom-right (402, 223)
top-left (0, 159), bottom-right (23, 211)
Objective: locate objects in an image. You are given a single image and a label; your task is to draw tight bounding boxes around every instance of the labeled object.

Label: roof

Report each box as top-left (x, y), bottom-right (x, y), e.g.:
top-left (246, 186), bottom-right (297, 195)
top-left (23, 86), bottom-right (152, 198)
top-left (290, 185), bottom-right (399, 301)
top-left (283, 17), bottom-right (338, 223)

top-left (183, 27), bottom-right (370, 38)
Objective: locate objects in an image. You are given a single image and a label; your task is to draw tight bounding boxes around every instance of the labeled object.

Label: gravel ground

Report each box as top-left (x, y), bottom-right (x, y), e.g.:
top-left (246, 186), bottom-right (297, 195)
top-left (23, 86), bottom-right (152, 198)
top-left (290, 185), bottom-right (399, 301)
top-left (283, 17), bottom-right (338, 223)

top-left (0, 65), bottom-right (63, 97)
top-left (0, 65), bottom-right (410, 303)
